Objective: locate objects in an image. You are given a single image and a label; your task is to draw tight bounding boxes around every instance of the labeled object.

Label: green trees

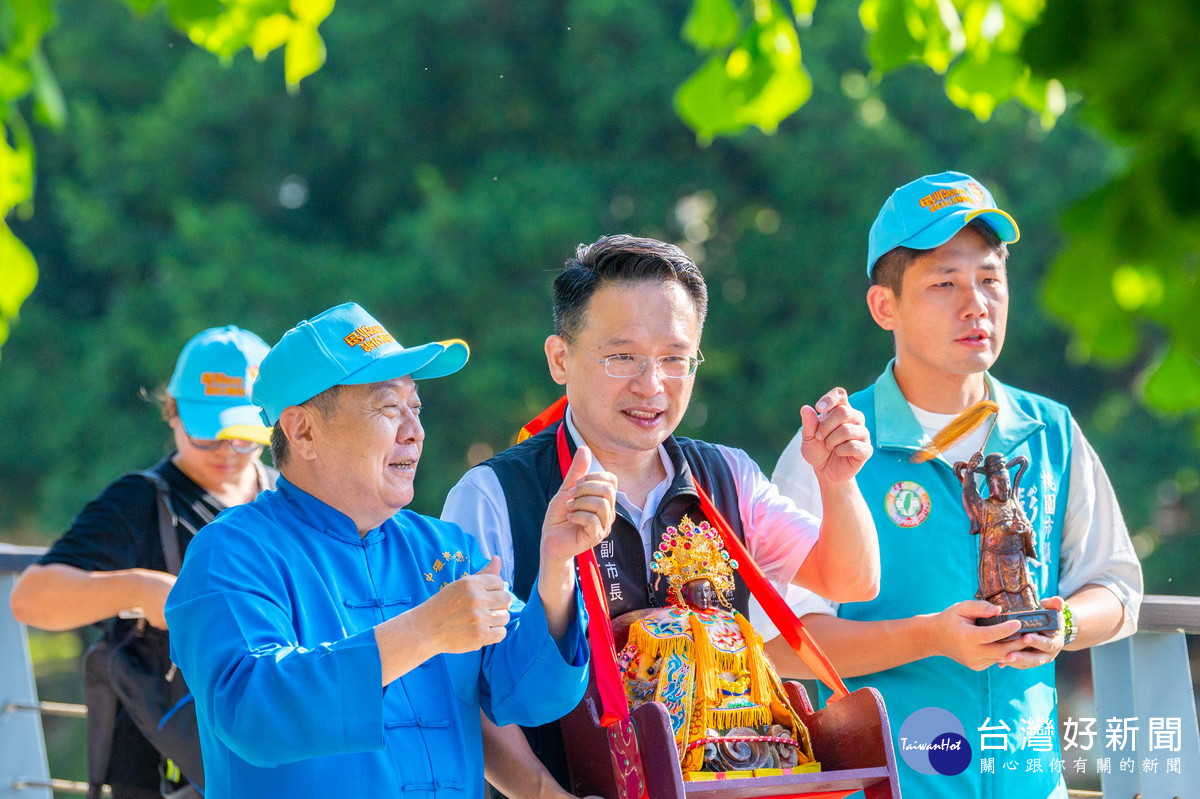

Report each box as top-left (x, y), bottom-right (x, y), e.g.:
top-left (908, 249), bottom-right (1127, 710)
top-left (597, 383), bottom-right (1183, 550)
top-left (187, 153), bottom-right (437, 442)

top-left (672, 0), bottom-right (1200, 420)
top-left (0, 0), bottom-right (1194, 594)
top-left (7, 0), bottom-right (1198, 417)
top-left (0, 0), bottom-right (334, 355)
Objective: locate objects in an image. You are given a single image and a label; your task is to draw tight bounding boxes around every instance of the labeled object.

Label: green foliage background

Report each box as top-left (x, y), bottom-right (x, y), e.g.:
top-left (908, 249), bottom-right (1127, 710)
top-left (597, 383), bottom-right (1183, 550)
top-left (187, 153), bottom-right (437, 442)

top-left (2, 0), bottom-right (1194, 584)
top-left (2, 0), bottom-right (1198, 791)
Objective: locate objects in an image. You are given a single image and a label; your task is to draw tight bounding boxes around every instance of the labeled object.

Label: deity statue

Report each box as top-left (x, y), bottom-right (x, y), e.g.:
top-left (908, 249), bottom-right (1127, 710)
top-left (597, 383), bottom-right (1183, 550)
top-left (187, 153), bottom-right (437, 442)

top-left (955, 452), bottom-right (1059, 636)
top-left (616, 517), bottom-right (818, 775)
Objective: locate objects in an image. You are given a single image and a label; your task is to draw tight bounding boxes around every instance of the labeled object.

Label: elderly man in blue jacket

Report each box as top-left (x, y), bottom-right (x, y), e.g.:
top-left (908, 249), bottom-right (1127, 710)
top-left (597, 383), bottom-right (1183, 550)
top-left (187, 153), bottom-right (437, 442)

top-left (166, 302), bottom-right (613, 799)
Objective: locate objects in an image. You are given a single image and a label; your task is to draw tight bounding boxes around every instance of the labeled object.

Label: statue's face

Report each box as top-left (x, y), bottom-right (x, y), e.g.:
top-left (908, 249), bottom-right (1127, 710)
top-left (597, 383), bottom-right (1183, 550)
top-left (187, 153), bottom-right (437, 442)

top-left (987, 468), bottom-right (1011, 502)
top-left (682, 578), bottom-right (717, 611)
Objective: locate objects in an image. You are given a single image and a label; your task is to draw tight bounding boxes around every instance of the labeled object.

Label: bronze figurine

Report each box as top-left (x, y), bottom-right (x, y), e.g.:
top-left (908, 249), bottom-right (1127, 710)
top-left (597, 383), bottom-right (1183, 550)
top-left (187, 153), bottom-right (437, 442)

top-left (955, 452), bottom-right (1059, 638)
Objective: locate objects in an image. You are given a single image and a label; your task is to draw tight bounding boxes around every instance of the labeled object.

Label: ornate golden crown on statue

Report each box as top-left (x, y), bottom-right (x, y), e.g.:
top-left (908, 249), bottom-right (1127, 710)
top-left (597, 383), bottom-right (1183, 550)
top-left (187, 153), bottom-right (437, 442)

top-left (651, 516), bottom-right (738, 607)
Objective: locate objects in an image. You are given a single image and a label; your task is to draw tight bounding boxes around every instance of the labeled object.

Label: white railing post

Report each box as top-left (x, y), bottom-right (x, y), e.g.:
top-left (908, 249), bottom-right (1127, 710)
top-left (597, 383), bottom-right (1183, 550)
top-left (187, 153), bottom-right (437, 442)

top-left (1, 544), bottom-right (53, 798)
top-left (1091, 596), bottom-right (1200, 798)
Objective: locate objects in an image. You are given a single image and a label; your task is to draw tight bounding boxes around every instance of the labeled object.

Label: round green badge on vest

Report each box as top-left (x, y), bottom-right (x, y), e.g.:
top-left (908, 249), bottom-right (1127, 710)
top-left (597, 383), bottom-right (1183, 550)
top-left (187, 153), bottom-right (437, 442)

top-left (885, 481), bottom-right (931, 527)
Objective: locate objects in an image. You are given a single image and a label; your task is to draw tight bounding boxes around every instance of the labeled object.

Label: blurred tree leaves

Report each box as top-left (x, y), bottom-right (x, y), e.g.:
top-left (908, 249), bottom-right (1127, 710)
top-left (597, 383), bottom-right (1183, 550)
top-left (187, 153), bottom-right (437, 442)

top-left (0, 0), bottom-right (48, 359)
top-left (675, 0), bottom-right (1063, 143)
top-left (3, 0), bottom-right (1197, 428)
top-left (0, 0), bottom-right (335, 356)
top-left (673, 0), bottom-right (1200, 425)
top-left (676, 0), bottom-right (812, 140)
top-left (1027, 0), bottom-right (1200, 423)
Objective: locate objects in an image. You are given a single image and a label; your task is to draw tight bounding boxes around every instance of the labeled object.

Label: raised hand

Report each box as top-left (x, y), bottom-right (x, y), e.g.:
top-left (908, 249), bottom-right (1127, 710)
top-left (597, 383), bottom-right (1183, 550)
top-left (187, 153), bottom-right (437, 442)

top-left (540, 445), bottom-right (618, 566)
top-left (800, 387), bottom-right (872, 484)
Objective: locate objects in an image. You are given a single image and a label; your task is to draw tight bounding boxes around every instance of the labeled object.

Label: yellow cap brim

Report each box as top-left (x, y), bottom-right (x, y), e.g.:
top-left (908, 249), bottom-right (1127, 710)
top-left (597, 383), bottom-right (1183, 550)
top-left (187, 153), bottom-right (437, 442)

top-left (218, 425), bottom-right (273, 446)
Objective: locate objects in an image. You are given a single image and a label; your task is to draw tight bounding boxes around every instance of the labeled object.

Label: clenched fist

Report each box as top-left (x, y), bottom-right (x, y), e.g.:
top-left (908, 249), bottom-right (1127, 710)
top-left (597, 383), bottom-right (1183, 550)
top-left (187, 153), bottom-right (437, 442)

top-left (800, 387), bottom-right (872, 485)
top-left (426, 557), bottom-right (513, 654)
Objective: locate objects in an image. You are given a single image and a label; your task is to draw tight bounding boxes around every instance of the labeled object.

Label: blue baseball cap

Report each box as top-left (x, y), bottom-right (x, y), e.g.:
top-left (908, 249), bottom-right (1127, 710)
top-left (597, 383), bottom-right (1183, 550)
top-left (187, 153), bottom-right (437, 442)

top-left (867, 171), bottom-right (1020, 277)
top-left (252, 302), bottom-right (470, 425)
top-left (167, 326), bottom-right (273, 444)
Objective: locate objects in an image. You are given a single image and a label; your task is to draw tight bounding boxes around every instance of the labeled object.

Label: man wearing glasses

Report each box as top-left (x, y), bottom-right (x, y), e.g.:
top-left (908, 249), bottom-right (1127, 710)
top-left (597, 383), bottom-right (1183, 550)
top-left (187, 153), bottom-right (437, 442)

top-left (442, 234), bottom-right (880, 797)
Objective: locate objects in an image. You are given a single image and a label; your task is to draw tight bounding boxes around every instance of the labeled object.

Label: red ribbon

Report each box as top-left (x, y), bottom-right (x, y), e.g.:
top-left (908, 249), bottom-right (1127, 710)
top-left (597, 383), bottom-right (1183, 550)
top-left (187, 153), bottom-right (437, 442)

top-left (518, 395), bottom-right (569, 443)
top-left (555, 422), bottom-right (630, 726)
top-left (691, 482), bottom-right (850, 701)
top-left (554, 420), bottom-right (649, 799)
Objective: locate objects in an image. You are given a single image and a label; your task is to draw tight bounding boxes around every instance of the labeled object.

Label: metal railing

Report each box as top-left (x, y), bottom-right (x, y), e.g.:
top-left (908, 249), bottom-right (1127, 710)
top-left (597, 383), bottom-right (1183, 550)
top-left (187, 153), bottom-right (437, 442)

top-left (3, 542), bottom-right (1198, 798)
top-left (2, 544), bottom-right (56, 799)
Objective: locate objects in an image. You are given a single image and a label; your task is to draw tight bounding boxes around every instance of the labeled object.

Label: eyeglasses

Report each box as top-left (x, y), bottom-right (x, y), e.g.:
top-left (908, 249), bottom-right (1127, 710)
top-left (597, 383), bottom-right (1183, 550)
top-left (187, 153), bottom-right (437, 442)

top-left (187, 436), bottom-right (264, 455)
top-left (564, 335), bottom-right (704, 379)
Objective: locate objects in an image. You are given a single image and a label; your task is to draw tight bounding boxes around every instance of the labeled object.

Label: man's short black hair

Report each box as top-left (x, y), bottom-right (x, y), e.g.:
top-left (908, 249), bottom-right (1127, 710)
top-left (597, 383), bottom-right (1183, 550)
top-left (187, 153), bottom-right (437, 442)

top-left (870, 219), bottom-right (1009, 297)
top-left (553, 235), bottom-right (708, 338)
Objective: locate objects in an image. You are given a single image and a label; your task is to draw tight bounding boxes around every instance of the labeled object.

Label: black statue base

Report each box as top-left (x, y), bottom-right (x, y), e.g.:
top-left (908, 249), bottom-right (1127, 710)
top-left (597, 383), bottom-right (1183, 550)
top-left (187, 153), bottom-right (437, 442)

top-left (976, 608), bottom-right (1060, 642)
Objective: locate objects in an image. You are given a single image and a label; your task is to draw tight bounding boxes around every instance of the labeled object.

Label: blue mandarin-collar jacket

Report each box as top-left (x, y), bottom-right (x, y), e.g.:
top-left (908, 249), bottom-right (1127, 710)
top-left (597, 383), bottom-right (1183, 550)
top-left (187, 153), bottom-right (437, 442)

top-left (165, 476), bottom-right (588, 799)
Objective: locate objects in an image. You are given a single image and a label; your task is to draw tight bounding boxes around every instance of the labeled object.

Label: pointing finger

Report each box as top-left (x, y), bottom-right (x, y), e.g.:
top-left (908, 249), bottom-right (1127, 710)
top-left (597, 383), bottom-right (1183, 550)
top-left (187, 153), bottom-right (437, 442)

top-left (814, 387), bottom-right (847, 414)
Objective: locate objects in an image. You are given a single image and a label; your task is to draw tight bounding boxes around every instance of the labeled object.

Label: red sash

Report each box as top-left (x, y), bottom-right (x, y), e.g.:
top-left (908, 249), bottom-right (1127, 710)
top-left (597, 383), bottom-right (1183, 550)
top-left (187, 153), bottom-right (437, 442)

top-left (553, 423), bottom-right (648, 799)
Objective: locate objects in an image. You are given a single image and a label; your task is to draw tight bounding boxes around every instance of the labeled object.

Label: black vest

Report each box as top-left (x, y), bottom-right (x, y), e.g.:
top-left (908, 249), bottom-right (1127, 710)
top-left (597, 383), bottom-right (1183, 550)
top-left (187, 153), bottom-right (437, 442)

top-left (484, 422), bottom-right (751, 617)
top-left (482, 422), bottom-right (753, 790)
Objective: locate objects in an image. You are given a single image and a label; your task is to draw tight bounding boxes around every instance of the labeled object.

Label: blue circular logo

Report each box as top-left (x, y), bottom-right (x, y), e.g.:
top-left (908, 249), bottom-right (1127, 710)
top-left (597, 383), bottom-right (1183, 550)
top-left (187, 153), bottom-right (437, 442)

top-left (897, 707), bottom-right (972, 776)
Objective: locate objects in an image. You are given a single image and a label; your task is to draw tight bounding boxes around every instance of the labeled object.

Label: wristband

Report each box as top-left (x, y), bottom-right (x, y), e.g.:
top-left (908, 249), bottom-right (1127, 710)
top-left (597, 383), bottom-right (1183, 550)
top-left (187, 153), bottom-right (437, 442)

top-left (1062, 603), bottom-right (1077, 645)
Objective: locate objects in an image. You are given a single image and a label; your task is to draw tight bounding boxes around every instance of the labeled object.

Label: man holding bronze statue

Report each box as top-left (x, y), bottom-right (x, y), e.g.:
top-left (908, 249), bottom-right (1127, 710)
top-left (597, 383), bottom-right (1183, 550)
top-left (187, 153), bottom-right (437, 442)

top-left (772, 172), bottom-right (1143, 798)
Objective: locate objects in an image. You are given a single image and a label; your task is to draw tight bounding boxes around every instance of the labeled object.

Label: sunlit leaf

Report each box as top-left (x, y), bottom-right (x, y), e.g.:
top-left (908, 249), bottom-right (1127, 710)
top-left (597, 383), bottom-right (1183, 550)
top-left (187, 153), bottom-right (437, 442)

top-left (863, 0), bottom-right (923, 72)
top-left (791, 0), bottom-right (816, 22)
top-left (6, 0), bottom-right (55, 61)
top-left (0, 221), bottom-right (38, 354)
top-left (944, 50), bottom-right (1022, 119)
top-left (251, 14), bottom-right (294, 60)
top-left (1142, 345), bottom-right (1200, 414)
top-left (683, 0), bottom-right (741, 50)
top-left (859, 0), bottom-right (880, 29)
top-left (0, 123), bottom-right (35, 216)
top-left (290, 0), bottom-right (336, 26)
top-left (1001, 0), bottom-right (1044, 24)
top-left (737, 61), bottom-right (811, 132)
top-left (675, 56), bottom-right (747, 140)
top-left (1112, 264), bottom-right (1164, 312)
top-left (677, 8), bottom-right (812, 140)
top-left (0, 60), bottom-right (34, 102)
top-left (285, 24), bottom-right (326, 91)
top-left (1014, 73), bottom-right (1064, 127)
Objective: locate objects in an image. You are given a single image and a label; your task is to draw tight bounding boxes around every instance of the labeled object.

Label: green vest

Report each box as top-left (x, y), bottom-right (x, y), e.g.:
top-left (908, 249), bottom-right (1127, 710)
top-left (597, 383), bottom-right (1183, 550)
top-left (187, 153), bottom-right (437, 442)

top-left (821, 365), bottom-right (1072, 799)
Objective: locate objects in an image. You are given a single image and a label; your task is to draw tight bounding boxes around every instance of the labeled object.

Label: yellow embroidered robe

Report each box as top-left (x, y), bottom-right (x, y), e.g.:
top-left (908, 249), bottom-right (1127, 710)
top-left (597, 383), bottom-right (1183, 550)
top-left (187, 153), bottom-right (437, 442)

top-left (617, 606), bottom-right (814, 772)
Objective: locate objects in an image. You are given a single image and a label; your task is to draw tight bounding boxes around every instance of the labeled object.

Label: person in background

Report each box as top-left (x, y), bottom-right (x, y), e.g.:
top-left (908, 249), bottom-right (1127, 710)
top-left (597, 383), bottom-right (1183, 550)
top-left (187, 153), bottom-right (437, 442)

top-left (10, 326), bottom-right (275, 799)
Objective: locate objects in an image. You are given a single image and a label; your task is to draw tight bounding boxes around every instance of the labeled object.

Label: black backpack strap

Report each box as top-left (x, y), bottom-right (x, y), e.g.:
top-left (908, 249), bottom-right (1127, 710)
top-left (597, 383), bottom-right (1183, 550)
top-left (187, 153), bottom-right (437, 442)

top-left (82, 639), bottom-right (117, 799)
top-left (134, 471), bottom-right (182, 575)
